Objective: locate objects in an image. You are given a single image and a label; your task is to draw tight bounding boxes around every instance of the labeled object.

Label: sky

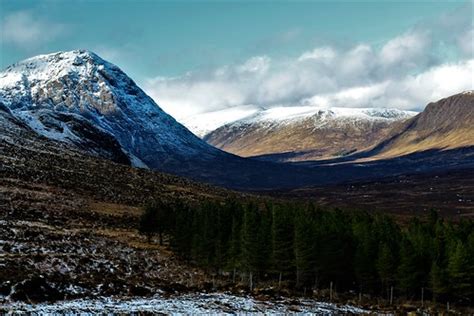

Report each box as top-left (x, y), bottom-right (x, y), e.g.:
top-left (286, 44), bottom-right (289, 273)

top-left (1, 0), bottom-right (473, 121)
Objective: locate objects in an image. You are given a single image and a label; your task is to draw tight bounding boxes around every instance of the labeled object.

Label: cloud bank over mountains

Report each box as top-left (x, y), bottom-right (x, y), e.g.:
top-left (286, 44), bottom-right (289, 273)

top-left (144, 4), bottom-right (473, 121)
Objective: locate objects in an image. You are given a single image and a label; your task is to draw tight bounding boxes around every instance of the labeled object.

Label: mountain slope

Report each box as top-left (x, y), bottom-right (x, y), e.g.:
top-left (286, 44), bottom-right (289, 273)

top-left (1, 51), bottom-right (472, 190)
top-left (0, 50), bottom-right (334, 188)
top-left (366, 91), bottom-right (474, 159)
top-left (204, 106), bottom-right (416, 161)
top-left (0, 50), bottom-right (224, 171)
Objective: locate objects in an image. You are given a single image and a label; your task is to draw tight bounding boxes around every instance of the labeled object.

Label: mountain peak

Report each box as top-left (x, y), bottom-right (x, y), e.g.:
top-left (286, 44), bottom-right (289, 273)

top-left (4, 49), bottom-right (104, 70)
top-left (0, 50), bottom-right (116, 91)
top-left (0, 50), bottom-right (222, 173)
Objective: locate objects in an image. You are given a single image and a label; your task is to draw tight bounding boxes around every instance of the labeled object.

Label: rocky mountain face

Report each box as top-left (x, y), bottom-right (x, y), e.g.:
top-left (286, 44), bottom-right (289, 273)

top-left (0, 50), bottom-right (332, 188)
top-left (366, 91), bottom-right (474, 159)
top-left (1, 50), bottom-right (472, 190)
top-left (0, 50), bottom-right (224, 172)
top-left (203, 106), bottom-right (416, 162)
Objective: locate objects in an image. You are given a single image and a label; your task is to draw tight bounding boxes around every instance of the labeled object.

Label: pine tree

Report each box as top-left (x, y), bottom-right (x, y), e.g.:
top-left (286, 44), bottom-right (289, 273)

top-left (430, 261), bottom-right (449, 301)
top-left (228, 210), bottom-right (243, 281)
top-left (397, 238), bottom-right (419, 296)
top-left (241, 202), bottom-right (261, 288)
top-left (353, 216), bottom-right (378, 293)
top-left (139, 202), bottom-right (159, 242)
top-left (294, 206), bottom-right (316, 287)
top-left (170, 201), bottom-right (193, 259)
top-left (447, 241), bottom-right (471, 298)
top-left (272, 203), bottom-right (295, 286)
top-left (377, 243), bottom-right (396, 296)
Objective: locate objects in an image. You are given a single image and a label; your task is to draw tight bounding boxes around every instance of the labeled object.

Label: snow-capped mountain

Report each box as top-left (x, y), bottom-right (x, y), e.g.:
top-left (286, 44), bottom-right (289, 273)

top-left (181, 105), bottom-right (416, 138)
top-left (180, 105), bottom-right (262, 138)
top-left (0, 50), bottom-right (224, 172)
top-left (202, 105), bottom-right (417, 161)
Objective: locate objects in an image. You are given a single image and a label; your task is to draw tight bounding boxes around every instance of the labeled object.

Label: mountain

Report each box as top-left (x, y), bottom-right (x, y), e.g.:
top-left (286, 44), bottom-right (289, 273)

top-left (1, 50), bottom-right (472, 190)
top-left (203, 106), bottom-right (416, 162)
top-left (180, 105), bottom-right (262, 138)
top-left (364, 91), bottom-right (474, 159)
top-left (0, 50), bottom-right (236, 178)
top-left (0, 50), bottom-right (330, 188)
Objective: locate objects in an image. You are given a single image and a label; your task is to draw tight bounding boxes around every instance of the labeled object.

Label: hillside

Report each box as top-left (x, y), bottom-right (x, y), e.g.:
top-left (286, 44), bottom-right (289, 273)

top-left (203, 106), bottom-right (416, 162)
top-left (0, 50), bottom-right (245, 183)
top-left (365, 91), bottom-right (474, 159)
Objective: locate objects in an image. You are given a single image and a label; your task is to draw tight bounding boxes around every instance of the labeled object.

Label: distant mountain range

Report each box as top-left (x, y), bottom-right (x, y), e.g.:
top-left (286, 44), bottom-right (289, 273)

top-left (0, 50), bottom-right (472, 190)
top-left (201, 106), bottom-right (417, 161)
top-left (183, 92), bottom-right (473, 164)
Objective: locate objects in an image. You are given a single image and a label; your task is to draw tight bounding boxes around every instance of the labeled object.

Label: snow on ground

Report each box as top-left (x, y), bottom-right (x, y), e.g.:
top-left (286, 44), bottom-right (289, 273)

top-left (1, 293), bottom-right (369, 314)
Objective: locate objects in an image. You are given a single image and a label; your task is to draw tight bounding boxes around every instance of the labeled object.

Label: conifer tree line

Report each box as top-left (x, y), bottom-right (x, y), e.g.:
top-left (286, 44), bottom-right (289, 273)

top-left (139, 199), bottom-right (474, 304)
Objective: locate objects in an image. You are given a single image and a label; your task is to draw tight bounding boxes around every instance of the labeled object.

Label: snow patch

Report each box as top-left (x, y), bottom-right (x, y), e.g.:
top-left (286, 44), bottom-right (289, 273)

top-left (1, 293), bottom-right (369, 314)
top-left (14, 110), bottom-right (80, 143)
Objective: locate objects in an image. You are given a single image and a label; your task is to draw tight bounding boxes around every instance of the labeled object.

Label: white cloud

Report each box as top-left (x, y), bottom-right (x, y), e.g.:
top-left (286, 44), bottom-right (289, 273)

top-left (237, 56), bottom-right (271, 75)
top-left (458, 28), bottom-right (474, 57)
top-left (391, 59), bottom-right (474, 106)
top-left (144, 21), bottom-right (473, 123)
top-left (298, 47), bottom-right (336, 62)
top-left (379, 31), bottom-right (430, 68)
top-left (1, 11), bottom-right (65, 48)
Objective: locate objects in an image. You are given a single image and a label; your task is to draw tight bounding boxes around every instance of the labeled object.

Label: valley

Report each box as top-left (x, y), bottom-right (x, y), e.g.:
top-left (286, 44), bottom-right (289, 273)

top-left (0, 49), bottom-right (473, 314)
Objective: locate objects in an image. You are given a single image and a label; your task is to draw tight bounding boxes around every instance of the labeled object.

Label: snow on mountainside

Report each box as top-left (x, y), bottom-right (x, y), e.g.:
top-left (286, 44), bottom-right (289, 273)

top-left (0, 50), bottom-right (223, 172)
top-left (238, 106), bottom-right (416, 125)
top-left (203, 105), bottom-right (417, 161)
top-left (180, 105), bottom-right (261, 138)
top-left (182, 105), bottom-right (417, 138)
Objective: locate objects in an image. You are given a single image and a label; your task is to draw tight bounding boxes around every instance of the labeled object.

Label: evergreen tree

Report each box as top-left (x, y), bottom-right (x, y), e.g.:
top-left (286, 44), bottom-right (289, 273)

top-left (448, 241), bottom-right (472, 298)
top-left (226, 199), bottom-right (244, 277)
top-left (294, 205), bottom-right (316, 287)
top-left (353, 215), bottom-right (378, 293)
top-left (430, 261), bottom-right (449, 301)
top-left (272, 203), bottom-right (295, 285)
top-left (377, 243), bottom-right (396, 296)
top-left (241, 202), bottom-right (261, 288)
top-left (170, 201), bottom-right (193, 259)
top-left (139, 202), bottom-right (159, 242)
top-left (397, 238), bottom-right (419, 296)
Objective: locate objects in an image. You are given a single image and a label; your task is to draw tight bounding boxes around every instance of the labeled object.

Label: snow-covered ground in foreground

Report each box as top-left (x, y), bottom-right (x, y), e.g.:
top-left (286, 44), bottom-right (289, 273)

top-left (2, 293), bottom-right (368, 314)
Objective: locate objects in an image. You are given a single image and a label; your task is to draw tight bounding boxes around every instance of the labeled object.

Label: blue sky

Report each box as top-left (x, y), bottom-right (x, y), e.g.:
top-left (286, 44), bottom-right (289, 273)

top-left (1, 0), bottom-right (473, 120)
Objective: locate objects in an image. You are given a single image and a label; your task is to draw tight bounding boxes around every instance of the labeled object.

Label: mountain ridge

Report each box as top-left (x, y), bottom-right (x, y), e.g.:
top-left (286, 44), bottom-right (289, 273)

top-left (1, 50), bottom-right (472, 190)
top-left (363, 91), bottom-right (474, 160)
top-left (203, 105), bottom-right (417, 161)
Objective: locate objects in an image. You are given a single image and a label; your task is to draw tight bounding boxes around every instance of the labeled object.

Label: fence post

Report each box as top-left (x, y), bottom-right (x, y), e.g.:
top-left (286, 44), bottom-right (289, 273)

top-left (330, 281), bottom-right (333, 302)
top-left (421, 287), bottom-right (424, 308)
top-left (249, 271), bottom-right (253, 292)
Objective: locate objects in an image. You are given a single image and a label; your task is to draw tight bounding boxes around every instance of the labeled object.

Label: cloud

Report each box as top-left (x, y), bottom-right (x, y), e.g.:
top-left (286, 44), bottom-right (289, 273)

top-left (144, 6), bottom-right (473, 121)
top-left (298, 47), bottom-right (336, 62)
top-left (301, 59), bottom-right (473, 110)
top-left (458, 28), bottom-right (474, 57)
top-left (236, 56), bottom-right (271, 75)
top-left (378, 31), bottom-right (431, 70)
top-left (1, 11), bottom-right (65, 49)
